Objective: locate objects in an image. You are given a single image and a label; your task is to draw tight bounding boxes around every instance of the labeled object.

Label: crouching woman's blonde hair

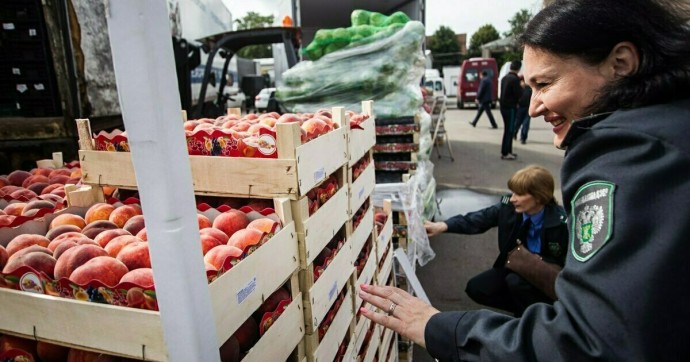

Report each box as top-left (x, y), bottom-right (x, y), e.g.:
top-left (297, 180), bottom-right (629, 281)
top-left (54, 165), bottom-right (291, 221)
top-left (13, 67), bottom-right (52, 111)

top-left (507, 165), bottom-right (557, 205)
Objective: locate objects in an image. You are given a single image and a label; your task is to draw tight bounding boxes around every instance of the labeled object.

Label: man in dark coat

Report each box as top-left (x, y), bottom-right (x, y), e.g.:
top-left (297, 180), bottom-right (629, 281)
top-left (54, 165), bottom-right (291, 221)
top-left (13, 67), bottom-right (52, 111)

top-left (499, 60), bottom-right (523, 160)
top-left (469, 70), bottom-right (497, 128)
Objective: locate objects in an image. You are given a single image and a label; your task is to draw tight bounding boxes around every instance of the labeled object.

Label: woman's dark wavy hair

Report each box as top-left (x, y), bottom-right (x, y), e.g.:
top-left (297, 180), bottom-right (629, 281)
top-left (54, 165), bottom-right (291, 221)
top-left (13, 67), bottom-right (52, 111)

top-left (520, 0), bottom-right (690, 115)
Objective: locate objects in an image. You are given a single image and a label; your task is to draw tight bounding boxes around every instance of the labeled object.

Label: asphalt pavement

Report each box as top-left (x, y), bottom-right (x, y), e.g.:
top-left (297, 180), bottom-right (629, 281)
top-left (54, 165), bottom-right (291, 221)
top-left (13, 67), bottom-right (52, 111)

top-left (412, 99), bottom-right (566, 361)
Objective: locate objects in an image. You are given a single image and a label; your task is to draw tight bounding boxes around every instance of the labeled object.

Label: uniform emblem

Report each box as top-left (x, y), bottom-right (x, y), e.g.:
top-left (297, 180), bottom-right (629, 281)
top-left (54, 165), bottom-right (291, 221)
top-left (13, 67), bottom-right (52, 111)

top-left (570, 181), bottom-right (615, 262)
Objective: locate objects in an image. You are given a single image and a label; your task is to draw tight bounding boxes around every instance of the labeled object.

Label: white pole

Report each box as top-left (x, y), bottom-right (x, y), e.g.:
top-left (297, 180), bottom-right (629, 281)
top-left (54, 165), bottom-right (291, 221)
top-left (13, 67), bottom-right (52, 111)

top-left (104, 1), bottom-right (219, 361)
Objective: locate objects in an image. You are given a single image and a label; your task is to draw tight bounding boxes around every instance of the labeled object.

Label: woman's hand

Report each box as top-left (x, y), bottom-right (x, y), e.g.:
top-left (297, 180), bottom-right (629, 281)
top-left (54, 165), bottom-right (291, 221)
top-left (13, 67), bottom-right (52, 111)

top-left (358, 284), bottom-right (440, 349)
top-left (424, 221), bottom-right (448, 237)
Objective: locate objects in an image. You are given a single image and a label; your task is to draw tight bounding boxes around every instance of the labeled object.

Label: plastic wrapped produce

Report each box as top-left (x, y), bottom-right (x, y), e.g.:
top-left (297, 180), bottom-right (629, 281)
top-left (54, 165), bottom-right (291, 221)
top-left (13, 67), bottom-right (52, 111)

top-left (277, 21), bottom-right (425, 118)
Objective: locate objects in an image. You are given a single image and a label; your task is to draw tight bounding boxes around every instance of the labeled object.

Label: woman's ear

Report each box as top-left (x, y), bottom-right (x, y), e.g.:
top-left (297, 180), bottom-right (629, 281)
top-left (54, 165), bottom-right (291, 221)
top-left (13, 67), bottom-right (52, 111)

top-left (607, 41), bottom-right (640, 78)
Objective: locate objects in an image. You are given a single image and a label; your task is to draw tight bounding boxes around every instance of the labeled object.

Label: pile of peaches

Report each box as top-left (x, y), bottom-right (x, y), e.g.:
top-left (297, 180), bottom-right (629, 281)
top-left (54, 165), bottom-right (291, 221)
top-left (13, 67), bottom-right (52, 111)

top-left (351, 154), bottom-right (371, 183)
top-left (0, 166), bottom-right (82, 226)
top-left (305, 174), bottom-right (339, 216)
top-left (0, 199), bottom-right (281, 310)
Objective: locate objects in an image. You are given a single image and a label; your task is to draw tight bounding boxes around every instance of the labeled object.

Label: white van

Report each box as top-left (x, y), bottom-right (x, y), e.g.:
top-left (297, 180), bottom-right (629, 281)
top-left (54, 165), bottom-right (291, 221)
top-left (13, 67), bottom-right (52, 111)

top-left (424, 77), bottom-right (445, 97)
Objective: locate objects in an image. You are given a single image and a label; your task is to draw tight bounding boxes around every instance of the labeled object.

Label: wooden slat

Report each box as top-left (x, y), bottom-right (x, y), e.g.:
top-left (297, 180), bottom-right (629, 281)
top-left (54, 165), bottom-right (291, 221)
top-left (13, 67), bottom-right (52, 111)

top-left (295, 114), bottom-right (347, 195)
top-left (378, 327), bottom-right (394, 362)
top-left (347, 102), bottom-right (376, 168)
top-left (377, 246), bottom-right (394, 286)
top-left (312, 288), bottom-right (354, 362)
top-left (210, 222), bottom-right (299, 343)
top-left (348, 161), bottom-right (375, 215)
top-left (376, 213), bottom-right (393, 263)
top-left (243, 295), bottom-right (304, 362)
top-left (354, 246), bottom-right (378, 310)
top-left (349, 206), bottom-right (374, 264)
top-left (303, 236), bottom-right (354, 333)
top-left (0, 288), bottom-right (166, 361)
top-left (296, 186), bottom-right (349, 268)
top-left (363, 325), bottom-right (382, 362)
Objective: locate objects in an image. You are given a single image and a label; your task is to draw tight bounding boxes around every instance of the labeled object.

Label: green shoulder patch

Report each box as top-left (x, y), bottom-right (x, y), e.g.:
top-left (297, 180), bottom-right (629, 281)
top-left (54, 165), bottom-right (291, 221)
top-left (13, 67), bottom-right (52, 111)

top-left (570, 181), bottom-right (615, 262)
top-left (501, 195), bottom-right (511, 205)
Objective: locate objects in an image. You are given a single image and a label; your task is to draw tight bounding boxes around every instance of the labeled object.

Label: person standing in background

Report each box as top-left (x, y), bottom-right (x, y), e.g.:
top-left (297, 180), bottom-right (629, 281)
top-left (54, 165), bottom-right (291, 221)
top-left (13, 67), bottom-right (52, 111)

top-left (514, 76), bottom-right (532, 144)
top-left (469, 70), bottom-right (498, 128)
top-left (499, 60), bottom-right (522, 160)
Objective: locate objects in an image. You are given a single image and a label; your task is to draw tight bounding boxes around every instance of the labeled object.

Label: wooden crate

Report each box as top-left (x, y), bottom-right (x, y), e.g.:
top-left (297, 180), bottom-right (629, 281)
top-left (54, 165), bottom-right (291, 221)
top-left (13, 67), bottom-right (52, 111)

top-left (303, 284), bottom-right (355, 362)
top-left (0, 199), bottom-right (303, 361)
top-left (359, 323), bottom-right (382, 362)
top-left (293, 167), bottom-right (349, 269)
top-left (347, 101), bottom-right (376, 168)
top-left (78, 109), bottom-right (348, 200)
top-left (347, 153), bottom-right (375, 217)
top-left (352, 237), bottom-right (377, 311)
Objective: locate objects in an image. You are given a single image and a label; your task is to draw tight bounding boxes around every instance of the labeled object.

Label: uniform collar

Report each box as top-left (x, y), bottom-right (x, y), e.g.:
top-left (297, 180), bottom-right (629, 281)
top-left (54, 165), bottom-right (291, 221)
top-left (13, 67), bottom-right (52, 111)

top-left (558, 112), bottom-right (614, 150)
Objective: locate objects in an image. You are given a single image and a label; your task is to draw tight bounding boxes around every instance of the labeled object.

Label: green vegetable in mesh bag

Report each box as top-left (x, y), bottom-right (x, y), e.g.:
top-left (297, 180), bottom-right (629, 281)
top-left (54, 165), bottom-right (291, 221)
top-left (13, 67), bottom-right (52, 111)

top-left (313, 29), bottom-right (332, 44)
top-left (369, 12), bottom-right (388, 27)
top-left (331, 27), bottom-right (351, 43)
top-left (323, 41), bottom-right (347, 56)
top-left (351, 9), bottom-right (371, 26)
top-left (385, 11), bottom-right (410, 26)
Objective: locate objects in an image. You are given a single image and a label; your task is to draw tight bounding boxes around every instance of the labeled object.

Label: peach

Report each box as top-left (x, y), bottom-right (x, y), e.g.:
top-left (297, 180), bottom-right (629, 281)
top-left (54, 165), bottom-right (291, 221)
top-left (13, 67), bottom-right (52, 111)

top-left (69, 168), bottom-right (83, 179)
top-left (233, 317), bottom-right (259, 352)
top-left (219, 335), bottom-right (240, 362)
top-left (2, 251), bottom-right (57, 278)
top-left (94, 228), bottom-right (132, 248)
top-left (116, 241), bottom-right (150, 270)
top-left (45, 224), bottom-right (82, 241)
top-left (123, 214), bottom-right (146, 236)
top-left (70, 256), bottom-right (129, 286)
top-left (53, 240), bottom-right (78, 260)
top-left (4, 202), bottom-right (28, 216)
top-left (40, 183), bottom-right (63, 195)
top-left (37, 340), bottom-right (70, 362)
top-left (203, 245), bottom-right (243, 270)
top-left (0, 175), bottom-right (9, 187)
top-left (7, 170), bottom-right (32, 186)
top-left (212, 209), bottom-right (249, 238)
top-left (6, 234), bottom-right (50, 257)
top-left (48, 174), bottom-right (70, 185)
top-left (81, 220), bottom-right (119, 239)
top-left (48, 168), bottom-right (70, 178)
top-left (200, 233), bottom-right (223, 255)
top-left (38, 193), bottom-right (64, 204)
top-left (27, 181), bottom-right (50, 195)
top-left (9, 188), bottom-right (38, 201)
top-left (0, 185), bottom-right (21, 198)
top-left (108, 204), bottom-right (143, 228)
top-left (259, 287), bottom-right (291, 314)
top-left (20, 199), bottom-right (56, 217)
top-left (200, 227), bottom-right (228, 244)
top-left (7, 244), bottom-right (52, 262)
top-left (227, 228), bottom-right (264, 252)
top-left (51, 231), bottom-right (88, 244)
top-left (54, 244), bottom-right (108, 280)
top-left (22, 174), bottom-right (49, 188)
top-left (104, 235), bottom-right (139, 258)
top-left (49, 185), bottom-right (66, 198)
top-left (277, 113), bottom-right (301, 123)
top-left (119, 267), bottom-right (154, 287)
top-left (247, 218), bottom-right (279, 234)
top-left (0, 245), bottom-right (7, 270)
top-left (136, 227), bottom-right (148, 241)
top-left (49, 213), bottom-right (86, 230)
top-left (84, 202), bottom-right (116, 224)
top-left (197, 213), bottom-right (212, 230)
top-left (0, 214), bottom-right (17, 226)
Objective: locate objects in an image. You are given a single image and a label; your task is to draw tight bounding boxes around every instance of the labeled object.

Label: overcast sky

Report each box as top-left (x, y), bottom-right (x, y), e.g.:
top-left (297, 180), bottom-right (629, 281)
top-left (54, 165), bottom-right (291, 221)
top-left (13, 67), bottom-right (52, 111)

top-left (221, 0), bottom-right (543, 38)
top-left (426, 0), bottom-right (543, 37)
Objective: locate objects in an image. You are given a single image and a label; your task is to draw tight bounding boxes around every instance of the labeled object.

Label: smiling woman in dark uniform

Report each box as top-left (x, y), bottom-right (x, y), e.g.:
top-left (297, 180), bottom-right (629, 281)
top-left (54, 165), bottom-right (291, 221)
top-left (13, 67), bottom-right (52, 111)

top-left (356, 0), bottom-right (690, 360)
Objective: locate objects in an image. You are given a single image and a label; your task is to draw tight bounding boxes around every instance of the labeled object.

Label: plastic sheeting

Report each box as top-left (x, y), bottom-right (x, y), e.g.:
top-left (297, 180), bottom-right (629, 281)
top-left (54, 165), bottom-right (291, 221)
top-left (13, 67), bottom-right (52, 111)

top-left (372, 160), bottom-right (437, 266)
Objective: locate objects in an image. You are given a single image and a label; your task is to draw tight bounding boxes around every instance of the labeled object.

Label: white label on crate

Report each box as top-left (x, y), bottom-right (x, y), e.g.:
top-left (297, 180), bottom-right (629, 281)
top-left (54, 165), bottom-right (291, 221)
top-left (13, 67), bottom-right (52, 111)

top-left (236, 276), bottom-right (257, 305)
top-left (12, 68), bottom-right (20, 75)
top-left (16, 84), bottom-right (28, 93)
top-left (34, 83), bottom-right (45, 91)
top-left (314, 168), bottom-right (326, 183)
top-left (29, 28), bottom-right (37, 36)
top-left (328, 281), bottom-right (338, 302)
top-left (358, 187), bottom-right (365, 200)
top-left (3, 23), bottom-right (15, 30)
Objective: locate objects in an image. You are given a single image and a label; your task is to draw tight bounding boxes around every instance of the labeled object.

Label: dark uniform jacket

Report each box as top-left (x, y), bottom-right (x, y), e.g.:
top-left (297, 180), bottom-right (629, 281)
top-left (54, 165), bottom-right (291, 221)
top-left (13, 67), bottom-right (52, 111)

top-left (500, 72), bottom-right (521, 109)
top-left (476, 76), bottom-right (493, 104)
top-left (444, 197), bottom-right (567, 268)
top-left (424, 99), bottom-right (690, 361)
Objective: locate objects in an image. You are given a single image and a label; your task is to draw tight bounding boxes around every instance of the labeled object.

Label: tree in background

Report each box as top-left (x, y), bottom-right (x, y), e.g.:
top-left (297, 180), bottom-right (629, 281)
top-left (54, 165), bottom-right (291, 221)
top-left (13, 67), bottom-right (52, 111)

top-left (467, 24), bottom-right (499, 58)
top-left (427, 25), bottom-right (461, 70)
top-left (501, 9), bottom-right (533, 63)
top-left (234, 12), bottom-right (275, 59)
